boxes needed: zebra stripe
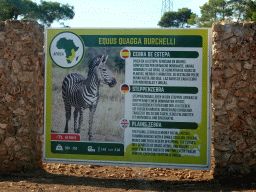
[62,55,117,141]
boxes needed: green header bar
[130,86,198,94]
[130,51,199,58]
[130,121,198,129]
[80,35,202,47]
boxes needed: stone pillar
[0,20,44,172]
[212,21,256,177]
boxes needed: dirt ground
[0,155,256,192]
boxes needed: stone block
[230,153,243,163]
[214,110,227,116]
[21,32,34,41]
[245,115,253,126]
[248,100,255,106]
[0,129,5,142]
[214,144,232,151]
[17,127,29,135]
[19,156,32,162]
[13,108,26,116]
[0,32,6,42]
[6,126,16,136]
[212,50,232,61]
[238,102,247,109]
[235,139,247,153]
[213,99,225,109]
[14,144,21,152]
[15,41,22,52]
[18,72,34,83]
[2,94,17,103]
[214,41,222,49]
[4,137,16,147]
[223,32,234,40]
[12,60,20,74]
[213,32,221,41]
[238,97,248,102]
[235,90,243,96]
[0,74,9,84]
[235,61,242,71]
[219,89,229,99]
[215,152,232,167]
[225,97,237,111]
[225,68,236,77]
[244,62,253,69]
[0,123,8,129]
[227,112,238,122]
[230,130,243,140]
[243,23,252,28]
[239,70,248,80]
[235,81,249,89]
[248,158,256,166]
[225,76,237,88]
[0,144,7,155]
[230,37,237,44]
[245,91,254,99]
[213,23,224,32]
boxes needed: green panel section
[80,35,202,47]
[129,121,198,129]
[51,141,124,156]
[130,51,199,58]
[130,86,198,94]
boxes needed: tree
[243,0,256,21]
[0,0,74,27]
[229,0,247,21]
[198,0,233,27]
[158,8,196,28]
[0,0,34,20]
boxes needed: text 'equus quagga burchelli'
[62,55,117,141]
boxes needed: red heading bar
[51,133,81,141]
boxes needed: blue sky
[33,0,209,28]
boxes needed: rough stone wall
[0,20,44,172]
[212,21,256,177]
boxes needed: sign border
[43,28,212,170]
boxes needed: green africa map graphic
[56,38,79,64]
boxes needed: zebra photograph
[51,48,125,142]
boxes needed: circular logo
[120,49,130,59]
[50,32,84,68]
[119,118,129,129]
[120,84,129,94]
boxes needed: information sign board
[43,28,212,170]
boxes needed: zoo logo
[49,32,85,69]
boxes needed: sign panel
[44,28,212,170]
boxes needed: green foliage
[198,0,233,27]
[0,0,74,27]
[196,0,256,26]
[229,0,247,21]
[158,8,196,28]
[0,0,34,20]
[243,0,256,21]
[114,56,125,72]
[187,14,197,25]
[27,1,74,27]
